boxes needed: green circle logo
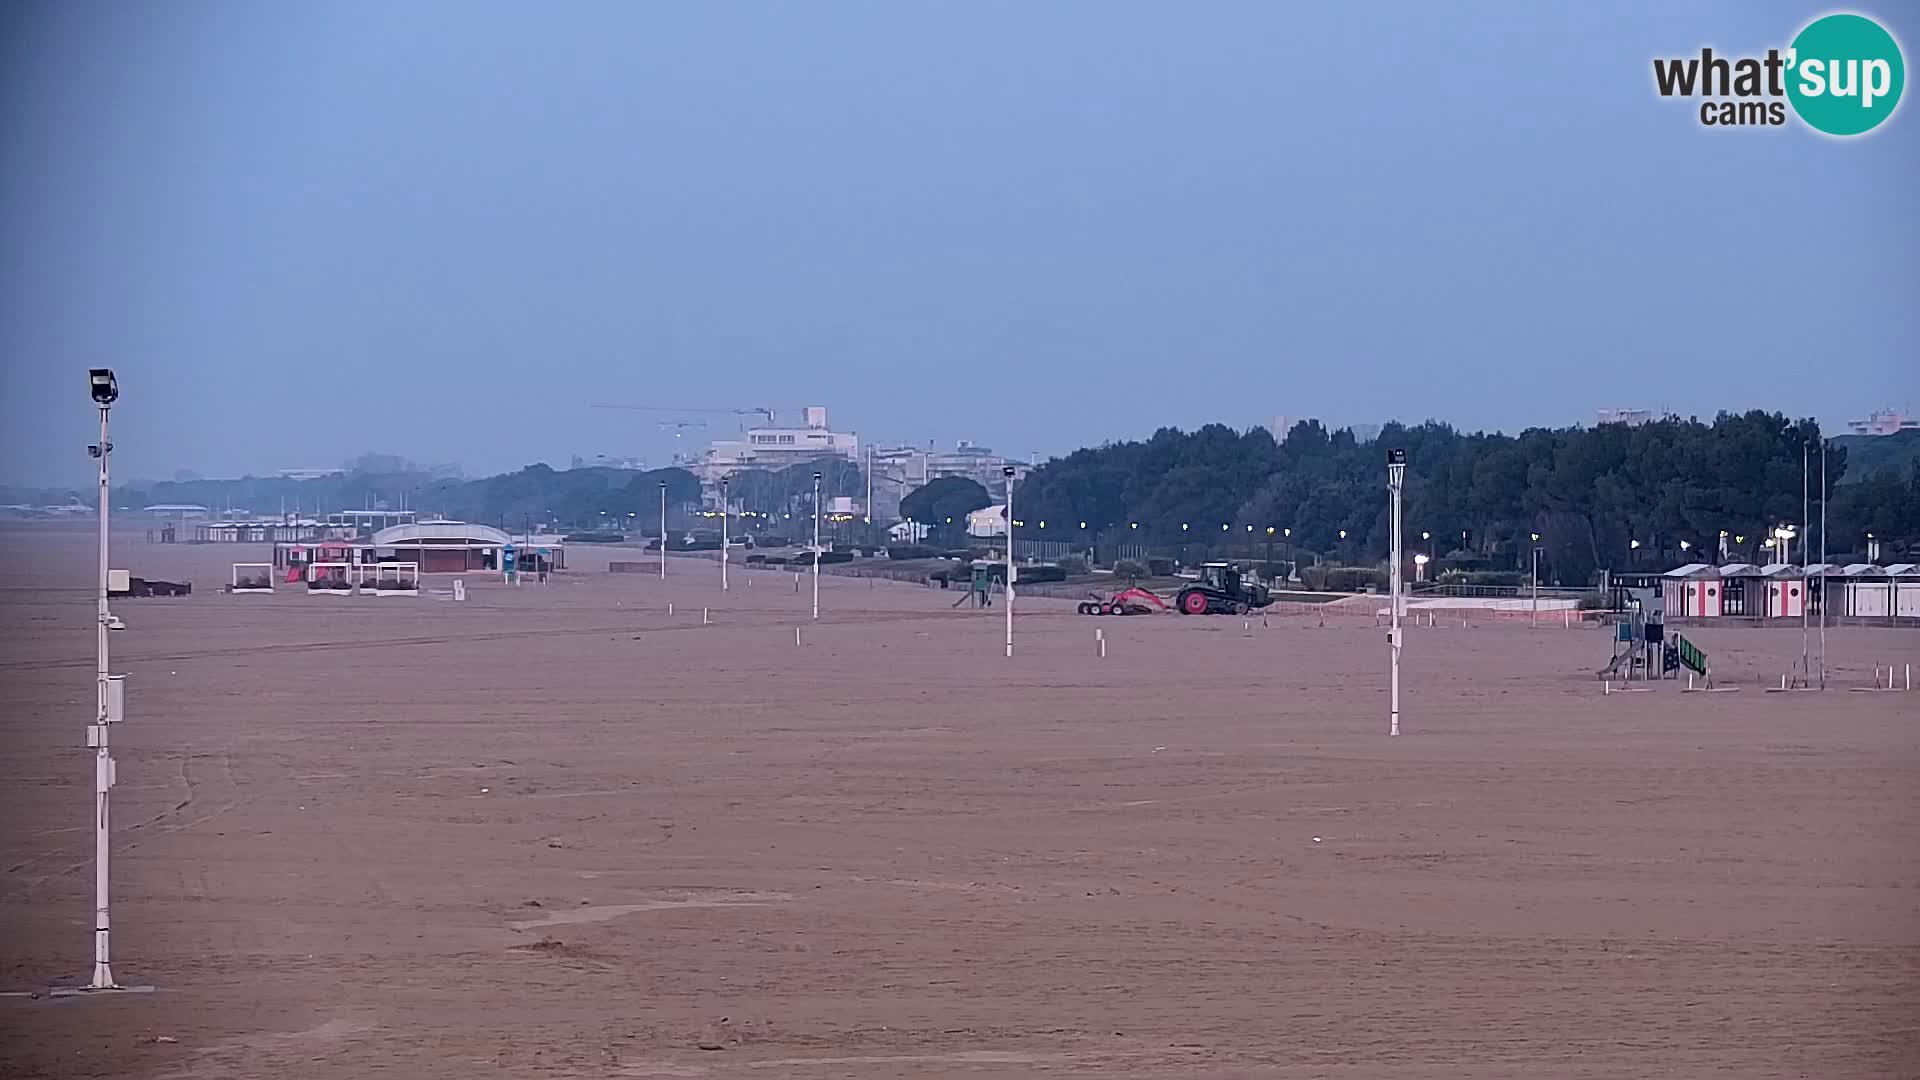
[1786,14,1905,136]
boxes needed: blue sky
[2,1,1914,485]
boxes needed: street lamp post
[1530,533,1542,627]
[1387,449,1406,737]
[1004,466,1016,658]
[811,471,821,620]
[659,482,668,581]
[720,476,730,592]
[86,369,123,990]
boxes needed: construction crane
[593,403,787,426]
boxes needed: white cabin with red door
[1662,563,1722,617]
[1759,564,1807,618]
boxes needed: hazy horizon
[4,2,1915,487]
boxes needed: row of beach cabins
[1654,562,1920,620]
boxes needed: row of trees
[1010,412,1920,586]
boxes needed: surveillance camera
[1385,448,1406,465]
[1002,465,1016,477]
[89,368,118,405]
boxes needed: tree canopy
[1012,412,1918,583]
[900,476,991,543]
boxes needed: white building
[1847,409,1920,436]
[698,407,857,479]
[968,503,1007,538]
[868,441,1028,523]
[1596,408,1654,427]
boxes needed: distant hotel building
[1596,408,1654,427]
[1847,409,1920,436]
[696,407,859,480]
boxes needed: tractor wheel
[1107,603,1126,616]
[1076,602,1091,615]
[1179,590,1210,615]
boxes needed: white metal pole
[811,472,821,621]
[720,479,729,592]
[1387,451,1405,737]
[91,403,117,989]
[1005,467,1015,659]
[1530,547,1539,627]
[1819,440,1828,689]
[1801,443,1809,681]
[659,483,667,581]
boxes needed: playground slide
[1596,652,1628,678]
[1673,634,1708,676]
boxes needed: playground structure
[1597,591,1712,688]
[230,563,274,593]
[1077,586,1172,616]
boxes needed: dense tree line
[1012,412,1920,586]
[117,464,704,532]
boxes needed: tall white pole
[1387,450,1405,737]
[811,471,821,621]
[91,401,118,989]
[659,482,668,581]
[720,478,730,592]
[1004,466,1015,659]
[1819,439,1828,689]
[1801,443,1809,680]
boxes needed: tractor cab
[1199,562,1239,592]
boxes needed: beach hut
[1662,563,1721,617]
[1759,563,1808,619]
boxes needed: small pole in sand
[794,626,802,647]
[668,602,674,616]
[702,607,710,625]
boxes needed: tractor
[1175,562,1271,615]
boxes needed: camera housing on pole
[1386,448,1406,737]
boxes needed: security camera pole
[1004,465,1016,658]
[86,369,123,989]
[658,481,668,581]
[1386,448,1406,737]
[811,470,822,620]
[720,475,730,592]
